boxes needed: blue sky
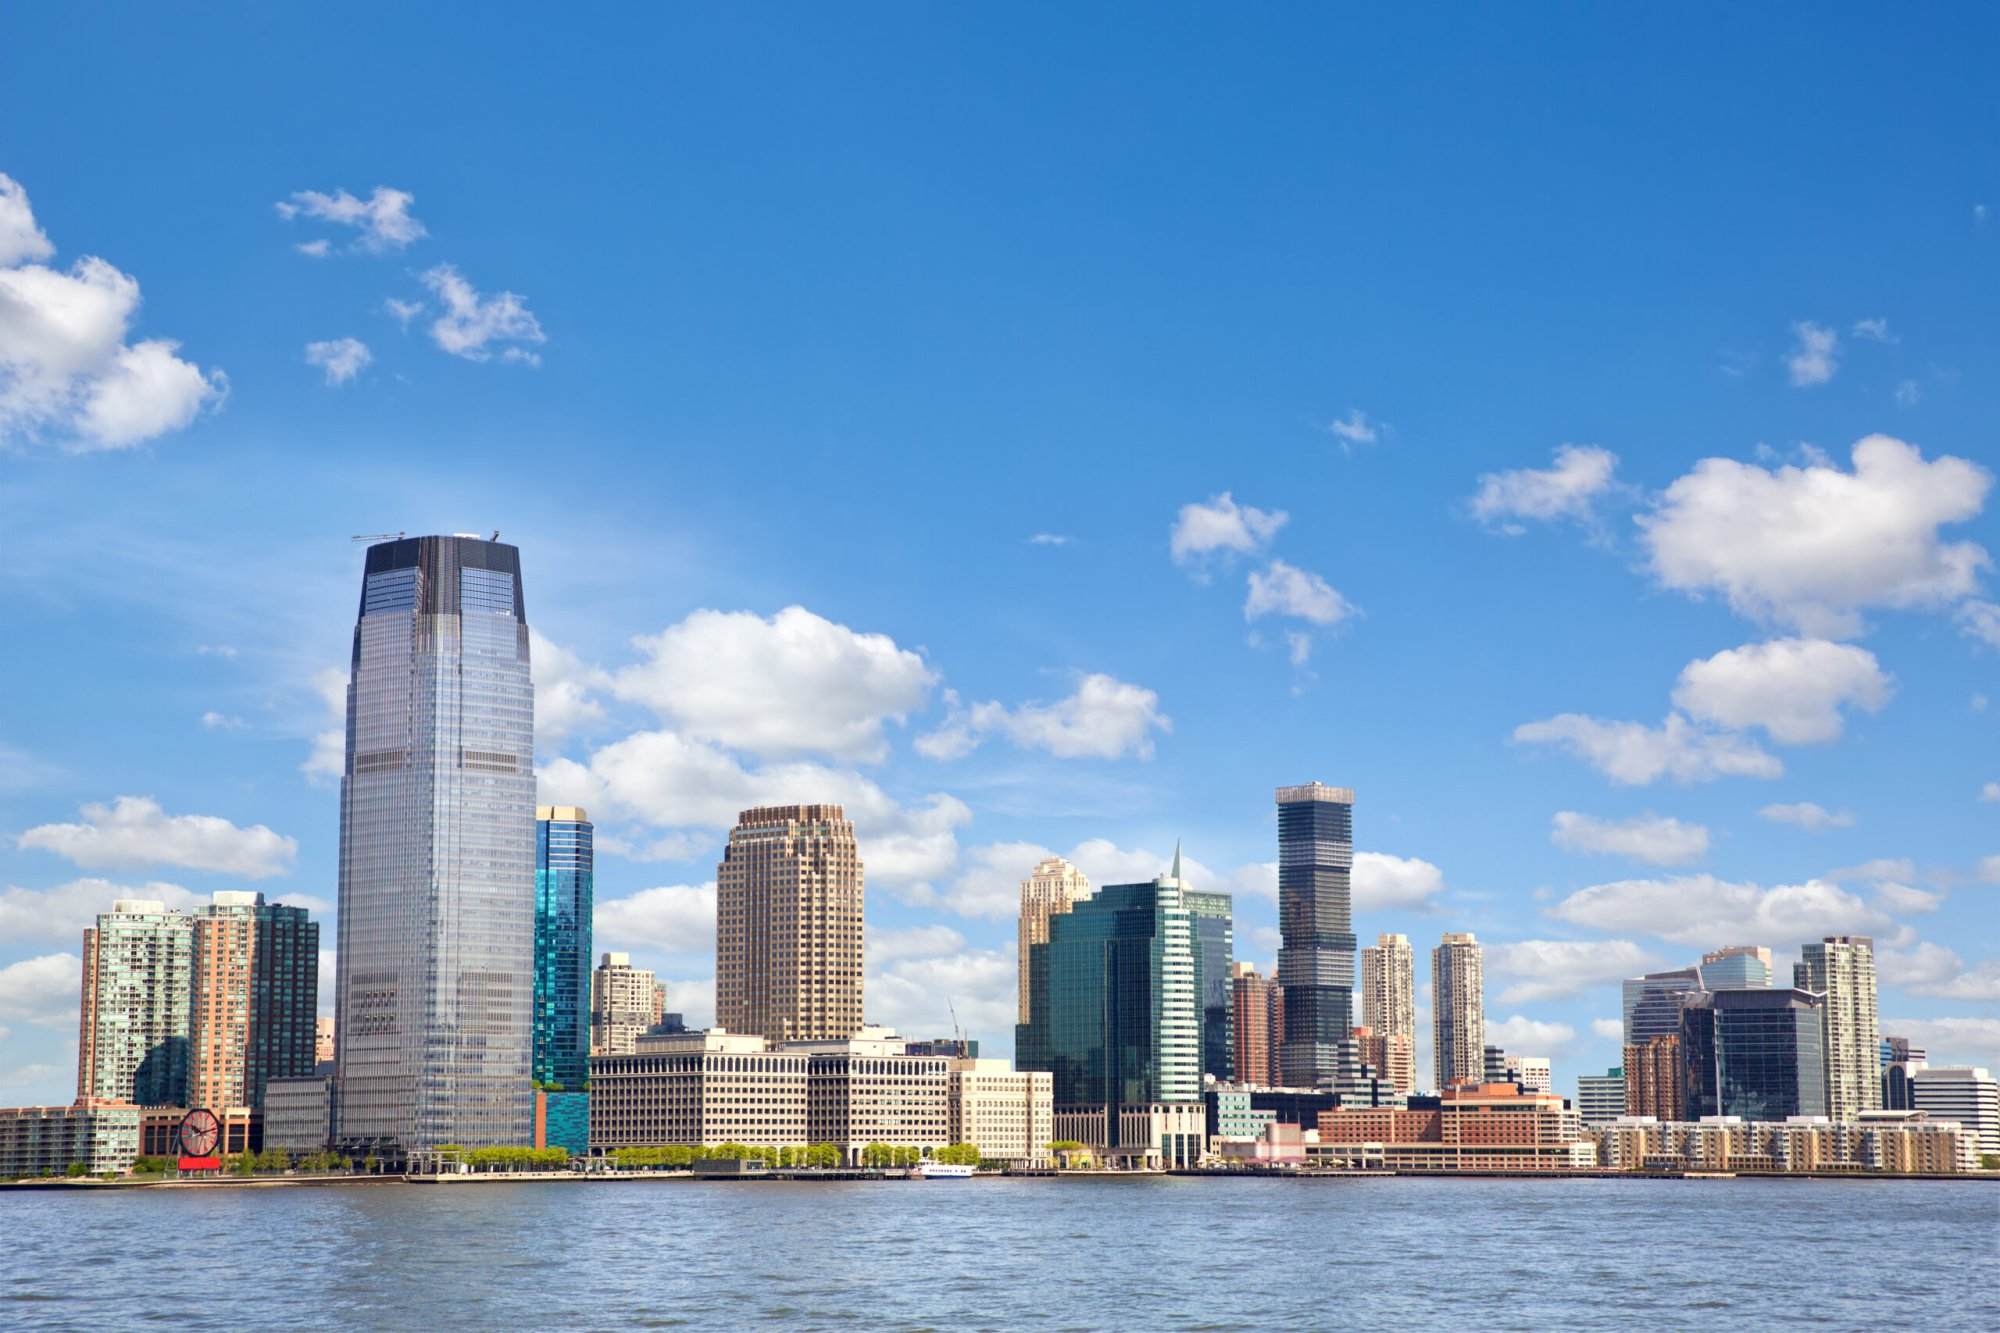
[2,5,1996,1104]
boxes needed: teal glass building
[1016,856,1199,1122]
[1681,988,1828,1120]
[1186,890,1235,1083]
[535,807,594,1090]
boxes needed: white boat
[911,1161,975,1179]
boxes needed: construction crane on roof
[350,532,405,543]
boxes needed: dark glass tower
[534,806,594,1090]
[1186,889,1235,1083]
[1276,782,1356,1089]
[1681,988,1828,1120]
[333,535,536,1154]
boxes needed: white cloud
[304,337,371,386]
[1850,317,1894,343]
[0,954,81,1029]
[1470,445,1619,533]
[1829,857,1915,885]
[1981,855,2000,885]
[1,173,226,451]
[613,606,934,761]
[17,796,296,878]
[384,297,424,328]
[1759,802,1855,831]
[1326,408,1382,449]
[1786,320,1838,386]
[659,978,715,1029]
[1877,944,2000,1002]
[1550,812,1709,866]
[593,830,710,864]
[593,883,715,958]
[275,186,426,253]
[529,628,608,748]
[1960,600,2000,650]
[294,239,331,259]
[418,264,546,363]
[1636,436,1992,637]
[866,946,1015,1050]
[867,922,968,965]
[300,666,347,785]
[1873,882,1942,914]
[1981,783,2000,804]
[1488,939,1663,1004]
[1881,1016,2000,1069]
[933,841,1056,920]
[1672,638,1892,744]
[1169,492,1287,566]
[1590,1017,1624,1041]
[916,676,1170,762]
[1353,851,1445,911]
[1547,873,1891,948]
[0,877,201,945]
[1486,1015,1578,1055]
[200,711,246,732]
[1244,559,1356,626]
[1894,379,1921,407]
[1027,533,1071,546]
[1512,712,1781,785]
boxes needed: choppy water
[5,1176,1996,1330]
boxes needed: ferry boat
[911,1161,975,1179]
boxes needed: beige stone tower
[1017,855,1093,1024]
[1361,932,1417,1093]
[716,804,865,1044]
[1432,931,1485,1091]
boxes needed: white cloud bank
[17,796,296,879]
[1759,802,1855,831]
[1170,492,1286,566]
[1672,638,1891,744]
[1470,445,1619,533]
[1550,812,1709,866]
[917,675,1170,762]
[1547,873,1890,948]
[275,186,426,253]
[1513,712,1780,785]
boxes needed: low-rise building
[1911,1066,1998,1157]
[534,1090,589,1156]
[590,1029,809,1151]
[138,1105,257,1157]
[795,1027,950,1165]
[0,1104,141,1177]
[1577,1068,1625,1125]
[262,1076,331,1153]
[947,1058,1051,1165]
[1314,1084,1595,1172]
[1589,1113,1974,1174]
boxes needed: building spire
[1171,838,1183,882]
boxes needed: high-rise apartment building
[1351,1025,1414,1097]
[1700,945,1773,990]
[315,1017,335,1068]
[1624,1034,1685,1120]
[534,805,594,1089]
[1432,932,1485,1089]
[77,899,195,1106]
[1187,887,1236,1083]
[1622,967,1703,1045]
[1681,988,1828,1121]
[1016,861,1202,1166]
[1361,934,1415,1036]
[591,952,659,1056]
[1798,936,1881,1122]
[333,535,536,1154]
[1911,1066,1999,1156]
[1505,1054,1553,1095]
[1230,962,1283,1087]
[1017,856,1091,1024]
[1576,1068,1625,1124]
[188,892,318,1112]
[715,804,864,1044]
[1276,782,1356,1090]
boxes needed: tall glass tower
[333,535,536,1154]
[1276,782,1356,1089]
[1185,887,1235,1083]
[534,806,593,1090]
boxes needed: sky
[2,5,1996,1106]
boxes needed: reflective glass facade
[534,808,593,1090]
[334,536,536,1153]
[1016,873,1199,1134]
[1681,988,1828,1121]
[1276,783,1355,1090]
[1187,890,1235,1083]
[1622,967,1702,1045]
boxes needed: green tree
[66,1160,88,1178]
[934,1143,981,1166]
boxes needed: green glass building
[1186,890,1235,1083]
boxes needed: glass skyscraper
[534,806,594,1090]
[333,535,536,1154]
[1277,782,1355,1090]
[1186,887,1235,1083]
[1681,988,1828,1121]
[1622,966,1703,1045]
[1699,945,1773,990]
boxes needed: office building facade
[1576,1068,1625,1124]
[1911,1066,1998,1156]
[1797,936,1881,1122]
[1432,932,1485,1089]
[716,804,864,1044]
[1187,888,1235,1082]
[1682,988,1828,1121]
[334,535,537,1153]
[590,1029,810,1150]
[262,1075,333,1153]
[948,1059,1053,1165]
[77,900,195,1107]
[188,892,318,1113]
[1276,783,1356,1090]
[1624,1035,1684,1121]
[1700,945,1773,990]
[1230,962,1282,1088]
[534,805,594,1089]
[1622,967,1702,1046]
[1017,856,1091,1024]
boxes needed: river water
[6,1176,1996,1329]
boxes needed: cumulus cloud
[613,607,934,762]
[1352,852,1445,911]
[17,796,296,879]
[1876,943,2000,1001]
[1672,638,1892,744]
[1881,1016,2000,1069]
[1785,320,1838,386]
[1981,855,2000,885]
[304,337,371,386]
[384,297,424,328]
[1982,783,2000,804]
[1960,600,2000,650]
[1486,1014,1578,1054]
[0,877,199,944]
[867,922,968,965]
[1636,436,1992,637]
[1170,493,1287,567]
[0,953,82,1029]
[1512,713,1781,785]
[529,629,609,748]
[1850,317,1894,343]
[1326,408,1383,449]
[275,186,426,253]
[1547,873,1891,948]
[1550,812,1709,866]
[916,675,1170,762]
[1244,560,1356,626]
[1872,882,1942,914]
[300,666,347,785]
[1759,802,1855,831]
[419,264,546,364]
[930,841,1060,920]
[1470,445,1620,533]
[867,945,1016,1051]
[200,711,246,732]
[1027,533,1071,547]
[1,175,226,451]
[1487,939,1663,1004]
[1590,1017,1624,1041]
[593,883,715,958]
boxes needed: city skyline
[5,7,2000,1112]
